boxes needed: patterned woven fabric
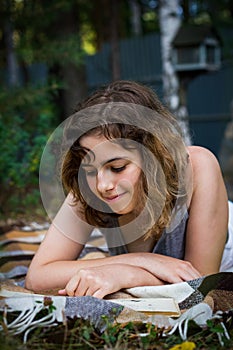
[180,272,233,310]
[1,228,233,342]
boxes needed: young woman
[25,80,232,298]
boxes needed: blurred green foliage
[0,0,86,221]
[0,83,60,220]
[1,0,233,221]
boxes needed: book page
[109,298,181,317]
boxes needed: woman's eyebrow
[81,157,127,168]
[104,157,127,165]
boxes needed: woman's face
[79,134,142,215]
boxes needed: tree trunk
[110,0,121,81]
[53,4,87,119]
[159,0,191,145]
[60,63,87,118]
[128,0,142,36]
[4,20,19,87]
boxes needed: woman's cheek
[129,167,142,185]
[86,177,96,193]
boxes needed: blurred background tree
[0,0,232,222]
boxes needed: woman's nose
[96,170,115,193]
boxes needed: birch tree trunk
[159,0,191,145]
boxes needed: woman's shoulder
[187,145,218,162]
[187,146,220,172]
[186,146,225,206]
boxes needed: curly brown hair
[61,80,189,239]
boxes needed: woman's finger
[84,286,100,297]
[58,288,67,295]
[92,288,108,299]
[64,274,82,296]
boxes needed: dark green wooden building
[85,30,233,158]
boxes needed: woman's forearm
[106,252,202,282]
[25,254,162,292]
[25,252,153,291]
[25,251,200,292]
[25,258,110,291]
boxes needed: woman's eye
[111,165,126,173]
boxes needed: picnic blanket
[1,228,233,343]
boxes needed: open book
[0,287,180,317]
[109,298,181,317]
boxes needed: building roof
[173,24,220,47]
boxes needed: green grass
[1,313,233,350]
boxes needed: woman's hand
[58,263,163,298]
[136,253,202,283]
[59,264,124,298]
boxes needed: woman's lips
[103,192,126,202]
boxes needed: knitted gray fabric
[64,296,123,332]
